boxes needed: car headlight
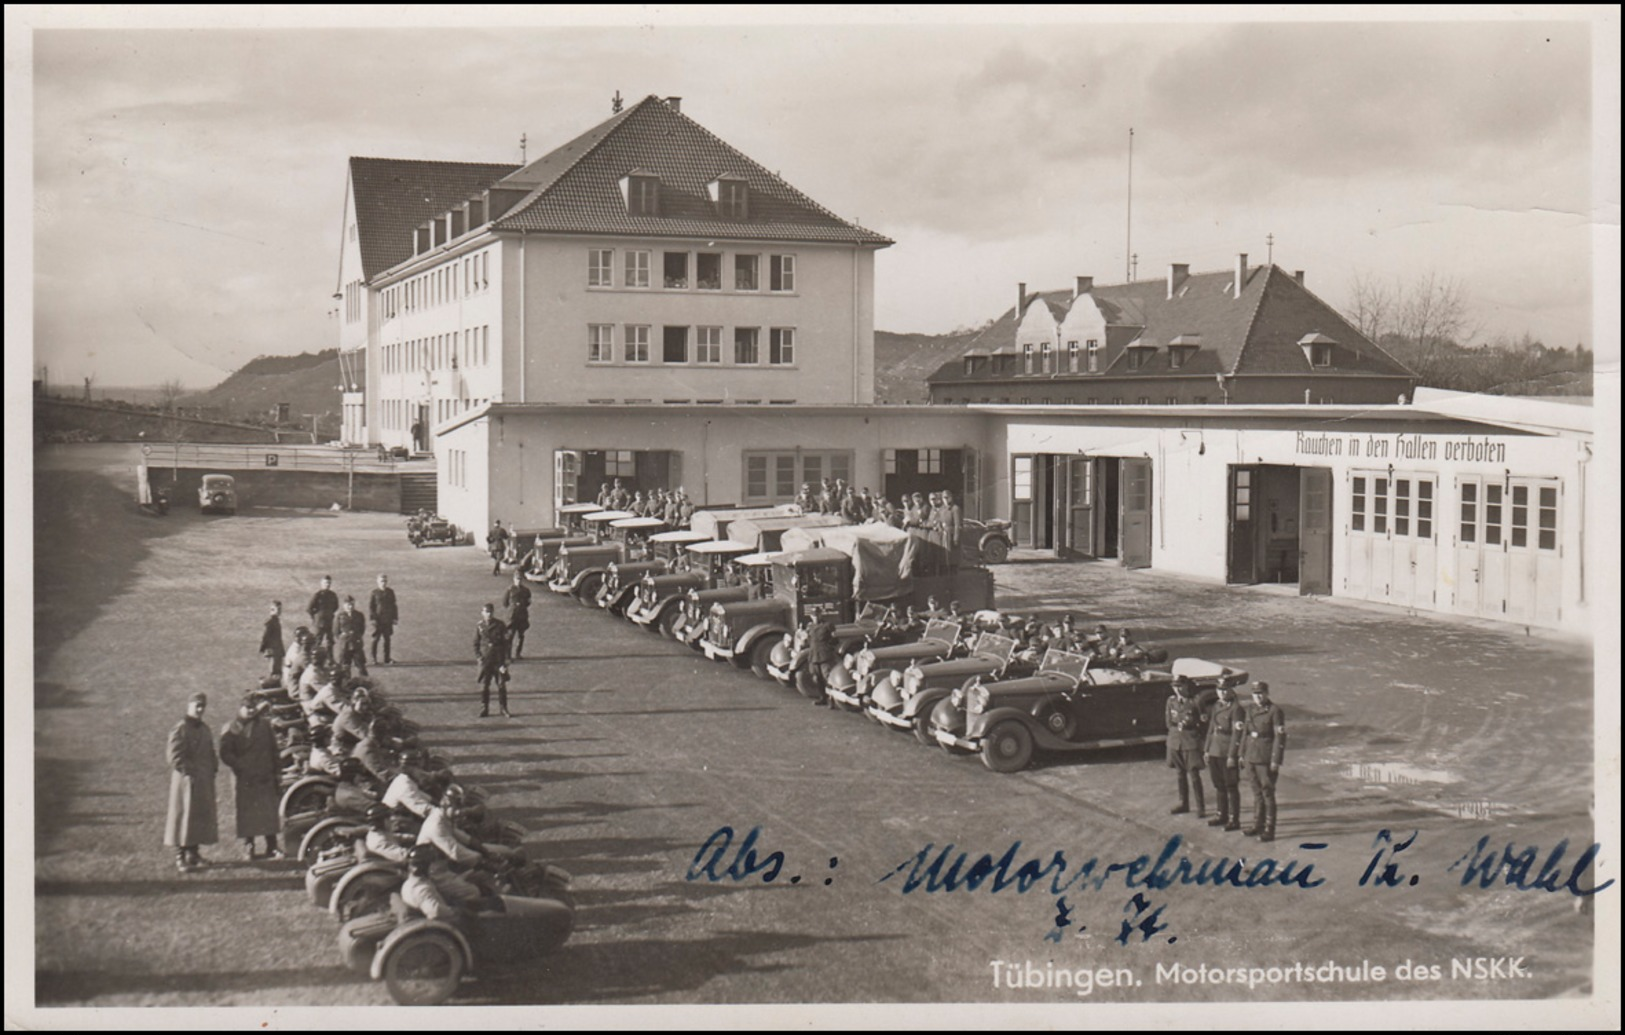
[950,686,965,707]
[969,685,990,714]
[902,665,923,697]
[856,649,875,678]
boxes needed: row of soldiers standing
[594,480,696,527]
[1165,676,1286,842]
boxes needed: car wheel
[383,931,465,1006]
[658,609,682,639]
[981,537,1011,565]
[573,573,604,605]
[335,870,400,922]
[981,720,1035,773]
[912,712,935,746]
[749,639,777,681]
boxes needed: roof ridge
[350,156,520,168]
[1229,264,1275,376]
[494,98,651,227]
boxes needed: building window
[769,254,796,292]
[696,253,722,290]
[624,324,650,363]
[718,180,748,219]
[625,250,650,288]
[1022,344,1034,375]
[1169,347,1190,370]
[588,249,613,287]
[628,176,659,216]
[1194,395,1208,405]
[696,326,722,364]
[1311,343,1334,367]
[1234,469,1252,522]
[663,326,688,364]
[1086,340,1100,373]
[1067,341,1079,372]
[1040,342,1053,373]
[663,251,689,289]
[605,449,636,477]
[1128,349,1153,371]
[1538,485,1558,551]
[734,327,760,365]
[735,254,759,291]
[1483,483,1503,545]
[743,450,851,504]
[1459,481,1477,543]
[1111,397,1123,405]
[769,327,795,365]
[1137,396,1151,405]
[919,449,943,475]
[1166,396,1178,405]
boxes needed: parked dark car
[198,473,237,515]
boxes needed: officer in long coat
[165,692,218,872]
[307,575,339,652]
[260,601,284,680]
[1203,676,1244,831]
[368,574,399,665]
[1231,681,1287,842]
[503,571,533,659]
[941,490,964,569]
[333,596,368,676]
[474,603,511,718]
[486,520,511,576]
[219,695,283,859]
[1164,675,1206,817]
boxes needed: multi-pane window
[1128,349,1152,371]
[743,450,851,503]
[1459,481,1477,543]
[588,324,614,364]
[663,326,688,364]
[588,249,613,287]
[1022,344,1034,375]
[605,450,636,477]
[1040,342,1053,373]
[696,253,722,290]
[1234,468,1252,522]
[919,449,943,474]
[663,252,688,289]
[1086,340,1101,373]
[769,328,795,365]
[1067,341,1079,372]
[695,326,722,364]
[1373,477,1389,534]
[1417,481,1434,538]
[1484,483,1503,545]
[1537,485,1558,551]
[625,250,651,288]
[628,177,659,216]
[769,254,795,292]
[734,327,760,365]
[624,324,650,363]
[735,254,759,291]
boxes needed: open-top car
[627,538,754,633]
[960,518,1014,564]
[198,473,237,515]
[931,655,1247,773]
[866,631,1022,742]
[408,515,464,548]
[826,619,964,711]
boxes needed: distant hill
[874,329,984,403]
[182,349,357,424]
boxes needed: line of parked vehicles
[502,502,1244,774]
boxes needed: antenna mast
[1125,127,1134,282]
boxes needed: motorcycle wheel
[383,931,465,1006]
[334,870,400,922]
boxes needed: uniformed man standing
[260,600,284,680]
[941,490,964,569]
[1204,675,1244,831]
[368,574,399,665]
[806,613,839,707]
[1231,681,1286,842]
[164,692,218,873]
[486,520,510,576]
[474,603,511,718]
[333,595,368,676]
[503,571,533,660]
[1164,675,1206,817]
[306,575,339,652]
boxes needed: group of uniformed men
[1166,676,1286,841]
[262,574,400,680]
[594,480,697,528]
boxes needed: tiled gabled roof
[492,95,892,246]
[929,265,1415,383]
[349,157,520,281]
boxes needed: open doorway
[1227,464,1332,594]
[1013,453,1142,563]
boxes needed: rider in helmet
[362,803,412,863]
[400,844,465,922]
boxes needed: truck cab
[629,539,754,631]
[700,548,853,677]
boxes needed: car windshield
[971,632,1017,662]
[922,620,963,645]
[1038,649,1090,681]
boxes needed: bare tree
[1393,273,1479,383]
[1347,271,1394,342]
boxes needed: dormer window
[622,171,661,216]
[1299,332,1337,368]
[710,175,749,219]
[1125,343,1157,371]
[1168,334,1201,370]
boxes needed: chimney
[1017,282,1028,317]
[1075,275,1093,298]
[1167,263,1189,300]
[1234,253,1249,299]
[665,96,682,114]
[1293,269,1305,286]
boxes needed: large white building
[334,94,891,451]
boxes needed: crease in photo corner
[6,4,1621,1031]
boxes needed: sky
[16,8,1616,388]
